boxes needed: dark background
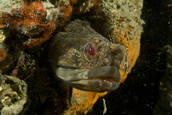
[88,0,168,115]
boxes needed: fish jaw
[56,66,121,92]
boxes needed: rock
[0,74,27,115]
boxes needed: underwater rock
[0,0,72,48]
[0,74,27,115]
[0,0,21,14]
[11,51,37,79]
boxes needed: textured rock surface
[0,74,27,115]
[0,0,21,14]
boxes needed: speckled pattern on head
[50,19,130,92]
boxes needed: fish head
[49,20,129,92]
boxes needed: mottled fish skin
[49,19,129,92]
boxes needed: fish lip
[71,79,120,92]
[55,65,121,92]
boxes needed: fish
[49,19,129,92]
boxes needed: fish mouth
[56,66,121,92]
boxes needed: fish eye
[85,43,96,56]
[83,43,97,62]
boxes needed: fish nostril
[110,45,126,68]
